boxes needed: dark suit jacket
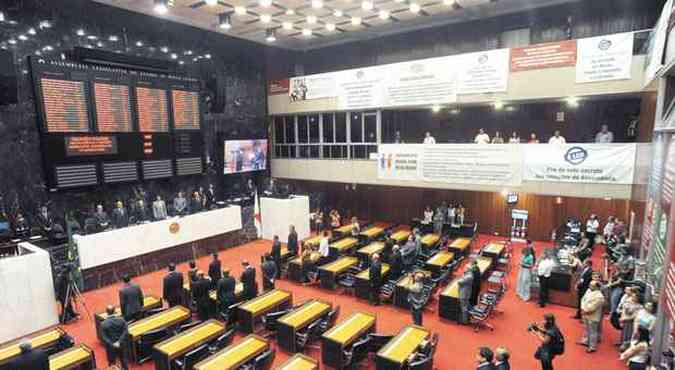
[241,267,258,299]
[217,276,236,308]
[192,278,211,305]
[119,282,143,319]
[389,252,402,279]
[163,271,183,304]
[477,362,496,370]
[577,266,593,292]
[369,260,382,287]
[262,260,277,281]
[100,315,129,361]
[6,348,49,370]
[287,231,298,256]
[208,260,222,283]
[111,208,128,228]
[271,240,282,262]
[495,360,510,370]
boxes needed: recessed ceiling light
[351,17,361,25]
[260,14,272,23]
[302,28,312,36]
[179,60,184,65]
[234,6,247,15]
[87,35,98,40]
[160,46,169,53]
[282,21,293,30]
[170,53,178,59]
[259,0,272,6]
[8,39,16,44]
[136,41,143,47]
[154,0,169,14]
[379,10,389,19]
[18,34,27,41]
[361,1,373,10]
[185,50,193,55]
[205,0,218,4]
[409,3,421,13]
[39,20,52,29]
[28,28,36,35]
[286,9,295,15]
[325,23,336,31]
[76,29,85,36]
[307,15,317,24]
[43,45,53,51]
[334,9,343,17]
[311,0,323,8]
[108,35,119,41]
[0,12,4,22]
[205,54,211,59]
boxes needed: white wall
[0,243,59,344]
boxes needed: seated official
[152,195,168,220]
[217,269,237,315]
[111,201,129,229]
[271,235,282,278]
[301,248,317,284]
[350,217,360,237]
[7,341,49,370]
[329,209,341,229]
[173,191,188,216]
[163,263,184,307]
[189,191,203,214]
[100,305,130,370]
[132,199,149,223]
[94,204,110,231]
[192,271,212,321]
[261,253,277,291]
[119,274,144,321]
[187,260,198,287]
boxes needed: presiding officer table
[276,299,332,352]
[322,312,376,369]
[354,263,390,300]
[194,334,269,370]
[0,327,66,367]
[127,306,191,362]
[237,289,293,333]
[319,256,359,289]
[274,353,318,370]
[152,319,226,370]
[49,344,95,370]
[376,325,430,370]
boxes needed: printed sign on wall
[576,32,634,83]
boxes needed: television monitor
[223,139,268,174]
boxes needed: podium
[260,195,310,241]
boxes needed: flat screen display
[41,78,90,133]
[94,82,132,132]
[223,139,267,174]
[136,86,169,132]
[172,90,200,130]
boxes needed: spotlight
[307,15,317,24]
[205,0,218,4]
[108,35,119,42]
[566,96,579,107]
[218,13,232,29]
[493,101,504,110]
[87,35,98,40]
[28,28,36,35]
[351,17,361,25]
[361,1,373,10]
[96,41,103,47]
[334,9,343,17]
[170,53,178,59]
[286,9,295,15]
[185,50,193,55]
[205,53,211,59]
[42,45,53,51]
[39,20,52,29]
[325,23,335,31]
[379,10,389,19]
[302,28,312,36]
[409,3,421,13]
[431,105,441,113]
[136,41,144,47]
[179,60,184,65]
[154,0,169,14]
[259,0,272,6]
[160,46,169,53]
[234,6,247,15]
[265,29,277,42]
[76,29,85,36]
[282,21,293,30]
[18,34,27,41]
[0,12,4,22]
[312,0,323,8]
[260,14,272,23]
[8,39,16,44]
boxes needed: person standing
[474,128,490,144]
[423,131,436,144]
[476,347,495,370]
[516,248,535,301]
[6,342,49,370]
[508,132,520,144]
[492,131,504,144]
[208,253,222,289]
[240,260,258,300]
[152,195,168,220]
[579,281,605,353]
[119,274,143,321]
[458,266,474,325]
[369,253,382,306]
[173,191,187,216]
[603,216,616,244]
[585,215,599,249]
[408,272,426,325]
[574,259,594,319]
[619,292,643,351]
[217,269,236,315]
[287,225,298,257]
[594,124,614,143]
[162,263,183,307]
[192,271,212,321]
[531,314,563,370]
[548,130,566,145]
[389,245,403,280]
[536,253,556,307]
[187,260,198,287]
[100,305,130,370]
[271,235,282,278]
[470,260,482,306]
[318,231,330,264]
[111,201,129,228]
[494,347,510,370]
[261,253,277,292]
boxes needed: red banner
[268,79,289,95]
[510,40,577,72]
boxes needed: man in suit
[579,281,605,353]
[94,204,110,231]
[152,195,168,220]
[162,263,183,307]
[389,245,403,280]
[261,253,277,291]
[241,260,258,300]
[192,271,212,321]
[217,269,237,315]
[119,274,143,321]
[5,342,49,370]
[208,253,222,290]
[476,347,495,370]
[574,259,594,319]
[458,266,474,325]
[369,253,383,306]
[100,305,130,370]
[287,225,298,257]
[470,260,481,306]
[271,235,282,278]
[111,201,129,228]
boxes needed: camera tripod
[60,275,91,324]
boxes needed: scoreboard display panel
[29,57,205,190]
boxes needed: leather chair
[208,328,235,353]
[407,354,433,370]
[175,320,201,335]
[343,336,371,369]
[367,333,394,354]
[137,328,170,363]
[172,343,210,370]
[319,306,340,334]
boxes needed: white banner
[378,144,522,186]
[383,57,458,106]
[576,32,634,83]
[457,48,510,94]
[643,0,672,88]
[336,66,387,110]
[289,73,337,101]
[523,144,637,184]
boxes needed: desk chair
[468,301,495,332]
[343,336,371,369]
[260,309,290,338]
[175,320,201,335]
[407,354,433,370]
[241,348,276,370]
[296,319,322,352]
[138,328,170,363]
[208,327,235,353]
[223,302,242,327]
[338,272,357,295]
[367,333,394,354]
[319,306,340,334]
[173,343,210,370]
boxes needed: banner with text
[377,144,522,186]
[523,144,637,184]
[289,73,337,101]
[457,49,510,94]
[510,40,577,72]
[576,32,634,83]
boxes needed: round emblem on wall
[169,222,180,234]
[564,146,588,165]
[598,39,612,51]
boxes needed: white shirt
[604,222,615,236]
[423,136,436,144]
[537,258,556,277]
[474,133,490,144]
[548,136,566,145]
[586,219,599,233]
[319,237,330,257]
[595,131,614,143]
[509,137,520,143]
[423,210,433,224]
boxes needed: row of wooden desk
[0,327,96,370]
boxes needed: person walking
[408,272,426,326]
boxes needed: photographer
[529,313,565,370]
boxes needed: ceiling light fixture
[96,41,104,47]
[351,17,361,25]
[160,46,169,53]
[108,35,119,41]
[0,12,4,22]
[205,0,218,5]
[136,41,144,47]
[379,10,389,19]
[39,20,51,29]
[325,23,336,31]
[282,21,293,30]
[259,0,272,6]
[76,29,85,36]
[8,39,16,44]
[234,6,247,15]
[409,3,421,13]
[361,1,373,10]
[260,14,272,23]
[153,0,169,14]
[302,28,312,36]
[28,28,36,35]
[307,15,317,24]
[87,35,98,40]
[566,96,579,107]
[170,53,178,59]
[218,13,232,29]
[312,0,323,8]
[334,9,343,17]
[18,34,27,41]
[493,100,504,110]
[265,28,277,42]
[286,9,295,15]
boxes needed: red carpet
[63,235,625,369]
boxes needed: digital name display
[94,82,132,132]
[65,136,118,156]
[136,86,169,132]
[172,90,200,130]
[41,78,90,133]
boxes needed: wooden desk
[194,335,269,370]
[127,306,191,362]
[425,251,454,274]
[448,238,472,257]
[357,241,386,264]
[0,327,66,366]
[420,233,440,248]
[394,270,432,308]
[482,242,506,260]
[318,256,359,289]
[438,278,461,321]
[322,312,376,368]
[334,224,355,237]
[275,353,318,370]
[152,320,226,370]
[376,325,430,370]
[476,256,494,278]
[208,283,244,303]
[237,289,292,333]
[360,225,385,240]
[49,344,94,370]
[329,237,359,257]
[287,252,320,282]
[95,295,162,341]
[276,300,332,352]
[390,230,411,244]
[303,235,322,248]
[354,264,390,300]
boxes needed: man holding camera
[529,313,564,370]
